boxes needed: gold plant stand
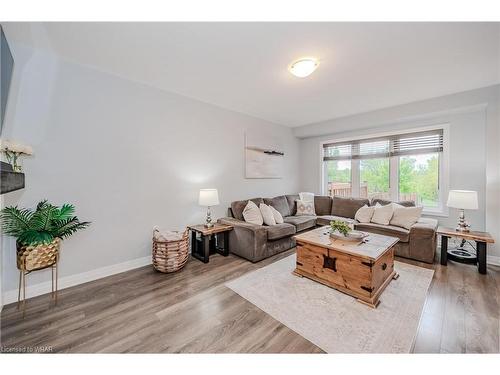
[16,238,61,317]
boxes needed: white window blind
[323,129,443,161]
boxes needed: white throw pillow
[269,205,284,224]
[296,199,315,216]
[355,205,375,223]
[390,204,423,229]
[243,200,263,225]
[299,192,315,203]
[371,203,394,225]
[259,203,276,226]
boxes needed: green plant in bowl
[330,220,351,237]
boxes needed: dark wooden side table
[187,223,233,263]
[437,226,495,275]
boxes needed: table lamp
[447,190,478,232]
[199,189,219,228]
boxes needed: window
[399,153,439,208]
[322,129,445,213]
[360,158,390,200]
[324,142,352,197]
[326,160,352,197]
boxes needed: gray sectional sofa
[218,194,438,264]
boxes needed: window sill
[422,209,448,218]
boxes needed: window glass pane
[359,158,390,199]
[326,160,351,197]
[399,153,439,207]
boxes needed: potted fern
[0,200,90,272]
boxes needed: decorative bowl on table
[329,229,368,242]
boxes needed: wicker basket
[17,238,61,271]
[152,229,189,273]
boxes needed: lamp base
[455,209,471,232]
[204,206,214,228]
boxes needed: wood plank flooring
[1,249,499,353]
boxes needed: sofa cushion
[371,203,394,225]
[243,201,264,225]
[259,203,276,226]
[264,195,291,217]
[270,205,284,224]
[299,192,315,202]
[314,196,332,216]
[390,204,423,229]
[331,196,370,219]
[355,222,410,242]
[266,223,296,240]
[231,198,264,221]
[296,200,316,215]
[285,194,300,216]
[371,198,415,207]
[355,205,375,223]
[284,215,316,232]
[316,215,356,227]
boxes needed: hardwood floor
[1,249,499,353]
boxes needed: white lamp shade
[199,189,219,206]
[447,190,478,210]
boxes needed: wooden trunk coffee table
[293,226,399,308]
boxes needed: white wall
[0,43,300,303]
[296,85,500,262]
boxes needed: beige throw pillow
[296,199,315,216]
[269,205,284,224]
[355,205,375,223]
[371,203,394,225]
[299,192,315,203]
[259,203,276,226]
[390,204,423,229]
[243,200,263,225]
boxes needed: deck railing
[327,182,418,202]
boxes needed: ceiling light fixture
[289,58,319,78]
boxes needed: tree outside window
[326,160,351,197]
[360,158,390,199]
[399,153,439,207]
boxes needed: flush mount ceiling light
[289,58,319,78]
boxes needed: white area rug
[226,254,434,353]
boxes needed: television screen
[1,25,14,133]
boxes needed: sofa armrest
[219,217,267,233]
[410,217,438,238]
[408,217,438,263]
[217,217,268,262]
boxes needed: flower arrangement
[330,220,352,237]
[0,139,33,172]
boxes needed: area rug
[225,254,434,353]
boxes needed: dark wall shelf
[1,161,25,194]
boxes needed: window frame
[319,124,450,217]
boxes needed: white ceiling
[4,22,500,127]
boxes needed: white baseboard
[2,255,152,305]
[487,255,500,266]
